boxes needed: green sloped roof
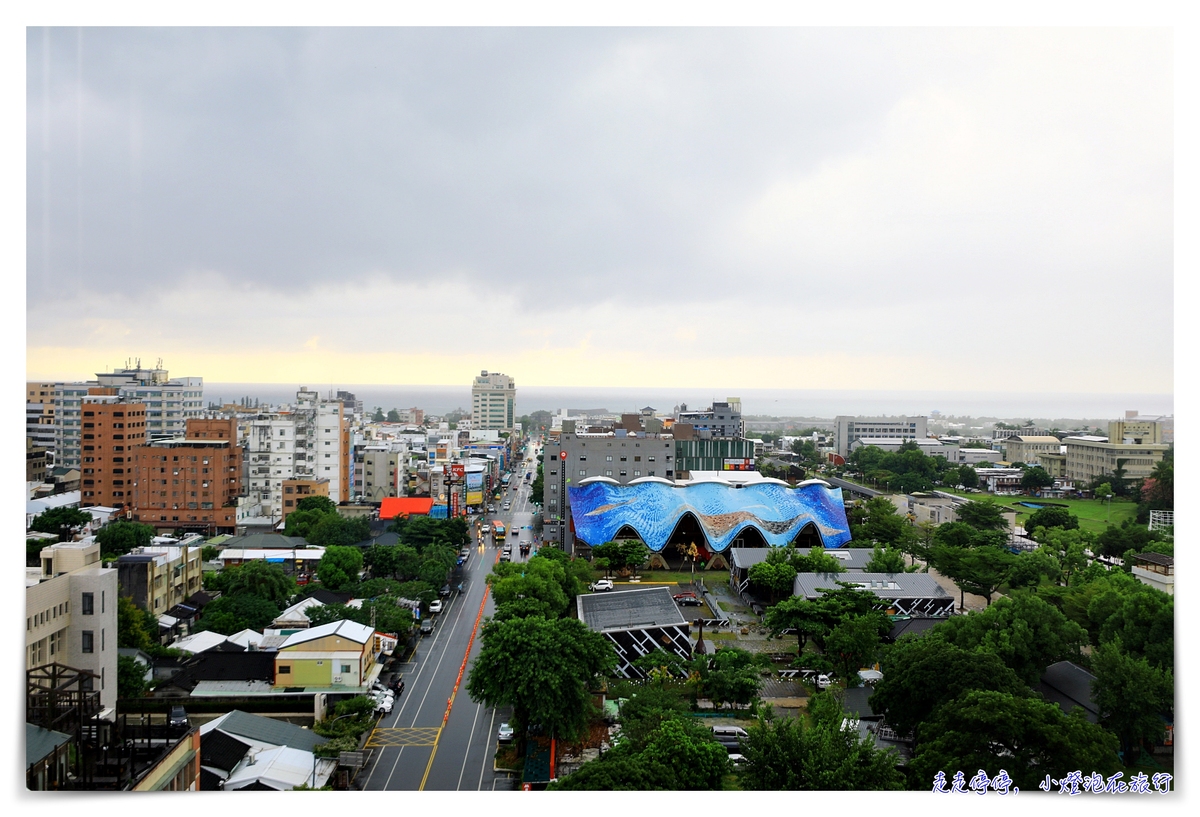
[26,723,71,768]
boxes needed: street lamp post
[1106,494,1113,523]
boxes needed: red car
[674,592,703,607]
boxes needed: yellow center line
[418,564,493,791]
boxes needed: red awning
[379,497,434,520]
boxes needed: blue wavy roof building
[567,478,852,552]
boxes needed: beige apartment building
[1063,436,1169,485]
[116,542,204,617]
[1003,436,1062,466]
[1108,419,1163,445]
[26,539,119,713]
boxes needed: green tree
[694,646,763,710]
[221,560,296,606]
[1025,505,1079,534]
[956,499,1008,531]
[790,546,846,574]
[1095,519,1164,559]
[194,593,280,634]
[1021,466,1055,491]
[1006,547,1063,589]
[1097,588,1173,672]
[957,465,979,490]
[27,537,50,567]
[935,593,1086,685]
[372,407,385,422]
[117,654,150,699]
[636,717,731,790]
[295,495,338,515]
[467,615,616,744]
[94,520,156,557]
[591,540,650,576]
[117,595,156,651]
[739,703,904,790]
[1090,641,1173,759]
[871,637,1027,738]
[29,506,92,536]
[909,690,1120,792]
[530,461,544,506]
[765,596,827,654]
[1093,482,1114,502]
[283,508,327,540]
[747,560,797,604]
[307,514,371,547]
[864,546,909,574]
[935,545,1017,607]
[200,544,220,562]
[825,613,887,681]
[850,497,910,547]
[488,557,571,619]
[316,545,364,591]
[386,408,401,422]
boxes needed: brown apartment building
[80,398,148,508]
[131,417,244,533]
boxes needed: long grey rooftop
[730,547,876,571]
[577,586,688,632]
[793,572,951,600]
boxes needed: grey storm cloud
[27,28,916,304]
[27,25,1172,373]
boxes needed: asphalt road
[360,451,539,791]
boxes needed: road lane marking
[419,574,493,791]
[367,727,441,748]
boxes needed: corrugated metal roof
[793,572,951,600]
[577,586,687,631]
[204,710,327,753]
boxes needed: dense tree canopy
[316,545,364,591]
[29,506,92,536]
[1025,505,1079,534]
[909,690,1120,791]
[871,636,1028,738]
[591,540,650,575]
[95,520,156,557]
[467,615,615,742]
[195,593,280,635]
[739,694,905,791]
[1090,641,1173,759]
[955,499,1008,531]
[934,593,1086,685]
[216,560,295,606]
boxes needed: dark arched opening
[790,521,824,550]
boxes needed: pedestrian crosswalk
[366,726,442,747]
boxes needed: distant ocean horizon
[204,383,1173,423]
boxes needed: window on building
[81,593,94,615]
[341,664,352,674]
[279,665,290,674]
[82,631,94,653]
[605,470,613,476]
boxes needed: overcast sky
[25,26,1173,394]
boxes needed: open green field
[937,490,1138,534]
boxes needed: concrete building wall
[541,432,676,553]
[26,562,119,713]
[471,370,516,431]
[1003,436,1063,466]
[131,420,243,532]
[1063,437,1169,484]
[835,415,928,458]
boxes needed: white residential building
[835,415,928,458]
[239,388,349,519]
[471,370,516,432]
[52,365,204,469]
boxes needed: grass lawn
[936,490,1138,535]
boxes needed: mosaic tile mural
[567,480,852,551]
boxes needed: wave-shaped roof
[568,481,852,552]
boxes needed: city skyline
[26,27,1173,394]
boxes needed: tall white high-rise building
[471,370,516,432]
[53,364,204,469]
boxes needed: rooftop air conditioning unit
[333,675,343,684]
